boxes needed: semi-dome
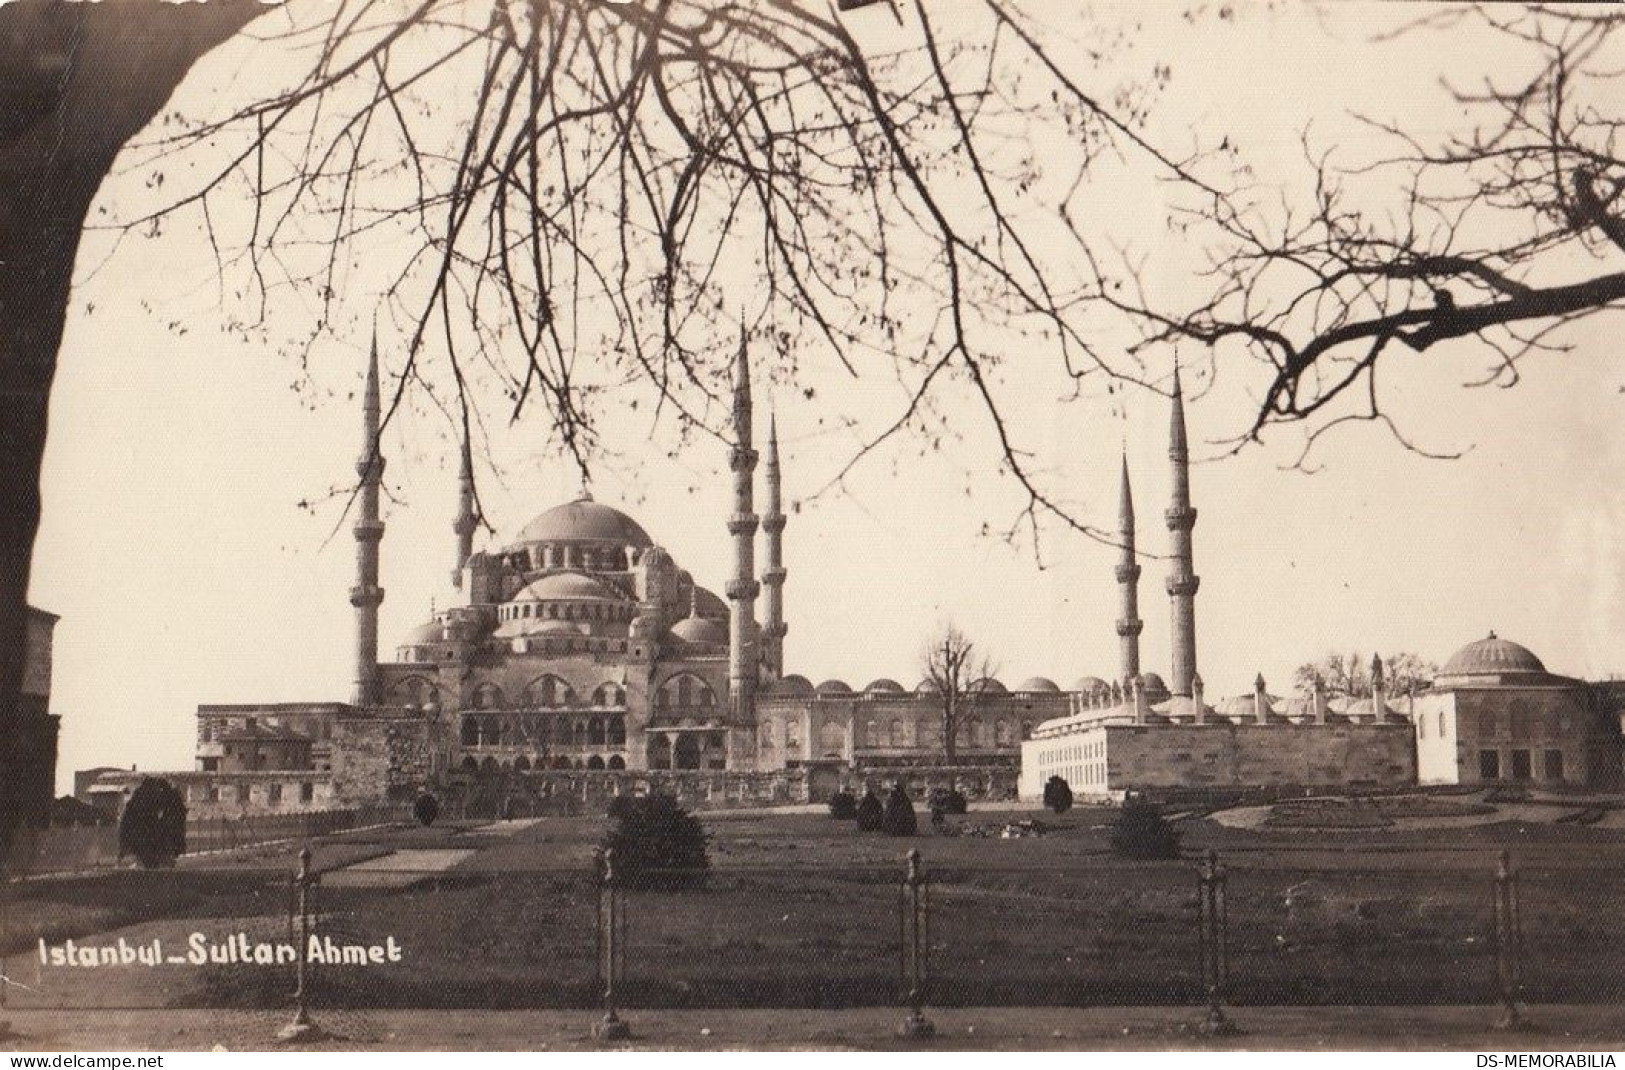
[768,674,814,696]
[510,498,652,549]
[1442,633,1547,678]
[815,679,853,695]
[511,571,627,603]
[1016,676,1060,693]
[401,619,444,646]
[669,616,727,645]
[863,678,905,693]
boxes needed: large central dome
[509,497,653,549]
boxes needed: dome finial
[689,584,702,619]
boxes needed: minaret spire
[760,411,788,681]
[726,329,761,721]
[350,335,386,706]
[1165,365,1200,697]
[451,432,476,588]
[1115,450,1142,686]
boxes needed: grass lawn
[9,806,1625,1011]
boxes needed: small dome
[815,679,853,695]
[768,674,814,696]
[968,677,1006,694]
[863,678,905,693]
[401,620,443,646]
[525,619,580,636]
[914,679,941,694]
[1016,677,1060,693]
[1140,672,1168,693]
[669,616,727,645]
[511,571,626,603]
[1072,676,1110,694]
[510,498,652,549]
[629,613,662,639]
[1442,633,1547,677]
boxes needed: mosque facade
[86,339,1625,816]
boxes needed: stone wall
[329,710,441,806]
[1022,722,1416,798]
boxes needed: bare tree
[0,0,1209,860]
[1293,651,1436,698]
[920,622,995,764]
[1093,5,1625,467]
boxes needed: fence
[0,819,1616,1042]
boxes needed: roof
[401,619,443,646]
[1072,676,1110,694]
[863,678,905,694]
[1016,677,1060,693]
[815,679,853,695]
[1441,633,1547,678]
[511,571,628,603]
[670,616,727,645]
[509,498,652,549]
[766,674,814,696]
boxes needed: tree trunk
[0,0,267,858]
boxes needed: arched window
[787,720,802,748]
[821,722,845,758]
[866,720,880,748]
[461,717,479,746]
[460,756,479,773]
[1021,720,1033,741]
[472,683,504,710]
[592,683,626,707]
[587,755,605,771]
[608,715,626,746]
[572,721,587,746]
[607,755,626,770]
[760,722,776,749]
[995,720,1012,746]
[659,673,715,711]
[514,756,531,772]
[524,674,575,709]
[890,719,905,747]
[588,717,606,746]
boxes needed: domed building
[1413,633,1620,788]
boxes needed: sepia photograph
[2,0,1625,1055]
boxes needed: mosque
[84,339,1625,817]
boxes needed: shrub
[929,787,968,815]
[881,785,918,837]
[1110,793,1182,860]
[118,778,186,868]
[855,791,884,832]
[413,792,440,827]
[827,790,858,819]
[599,793,709,889]
[1042,775,1074,814]
[606,794,635,821]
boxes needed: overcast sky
[30,2,1625,791]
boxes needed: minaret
[760,412,788,680]
[726,333,761,719]
[451,434,476,588]
[1165,366,1200,697]
[350,337,386,706]
[1114,451,1143,686]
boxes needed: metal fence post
[592,847,631,1042]
[277,845,324,1043]
[1493,849,1536,1032]
[1197,849,1241,1037]
[898,849,935,1039]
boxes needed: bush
[827,790,858,819]
[606,794,635,822]
[599,793,709,889]
[855,791,884,832]
[1042,775,1074,814]
[929,787,967,815]
[118,778,186,868]
[881,785,918,837]
[1110,793,1182,860]
[413,792,440,827]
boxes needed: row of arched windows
[655,673,715,711]
[460,754,627,773]
[465,678,628,710]
[498,601,634,624]
[460,714,626,747]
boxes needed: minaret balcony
[349,584,385,608]
[726,515,759,536]
[1165,576,1201,597]
[725,578,761,600]
[762,515,787,534]
[353,519,386,541]
[1164,506,1197,530]
[729,448,760,471]
[762,567,787,585]
[1114,563,1141,584]
[1116,619,1144,636]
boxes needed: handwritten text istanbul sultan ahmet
[38,934,404,968]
